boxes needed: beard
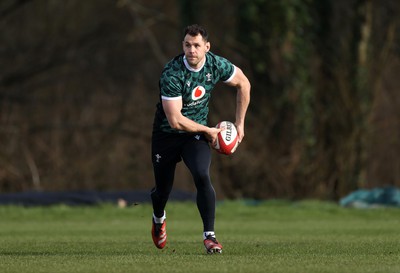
[186,56,198,65]
[185,55,205,69]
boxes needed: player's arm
[162,98,222,145]
[225,65,251,143]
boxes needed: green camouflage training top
[153,51,235,133]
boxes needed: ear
[205,41,211,52]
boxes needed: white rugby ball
[214,121,239,155]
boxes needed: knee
[192,169,211,187]
[192,166,208,178]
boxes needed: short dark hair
[183,24,209,41]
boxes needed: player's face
[183,34,210,69]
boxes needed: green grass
[0,200,399,273]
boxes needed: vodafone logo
[191,86,206,101]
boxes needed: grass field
[0,200,399,273]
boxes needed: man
[150,24,251,254]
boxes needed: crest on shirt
[191,86,206,101]
[206,73,212,81]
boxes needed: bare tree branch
[22,141,41,191]
[118,0,168,66]
[0,0,33,19]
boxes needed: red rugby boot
[151,219,167,249]
[203,235,223,254]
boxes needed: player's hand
[205,127,223,147]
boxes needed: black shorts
[151,130,210,165]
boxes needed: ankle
[203,231,215,240]
[153,211,166,224]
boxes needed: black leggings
[151,132,216,232]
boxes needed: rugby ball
[214,121,239,155]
